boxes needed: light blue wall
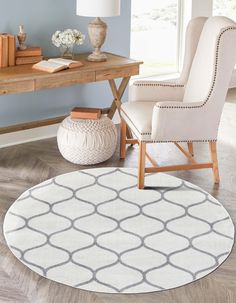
[0,0,131,127]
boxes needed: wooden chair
[120,16,236,189]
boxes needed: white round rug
[4,168,234,294]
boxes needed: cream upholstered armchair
[120,16,236,189]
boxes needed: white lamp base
[88,52,107,62]
[87,17,108,62]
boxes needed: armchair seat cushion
[121,101,155,141]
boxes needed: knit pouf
[57,116,117,165]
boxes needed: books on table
[0,35,8,67]
[16,47,42,57]
[8,35,16,66]
[0,34,43,68]
[0,34,16,68]
[32,58,83,73]
[16,47,43,65]
[16,56,43,65]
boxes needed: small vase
[17,25,27,50]
[60,44,74,59]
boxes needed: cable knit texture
[57,116,117,165]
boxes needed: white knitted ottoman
[57,116,117,165]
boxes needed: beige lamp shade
[76,0,120,17]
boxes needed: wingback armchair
[120,16,236,189]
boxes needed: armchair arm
[129,80,185,103]
[151,101,217,142]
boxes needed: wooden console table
[0,52,142,134]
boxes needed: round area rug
[4,168,234,294]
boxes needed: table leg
[108,77,132,138]
[107,77,130,119]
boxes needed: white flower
[52,30,62,47]
[52,29,85,48]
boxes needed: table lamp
[76,0,120,62]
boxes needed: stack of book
[16,47,43,65]
[0,33,16,68]
[70,107,102,120]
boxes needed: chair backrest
[183,17,236,105]
[178,17,207,84]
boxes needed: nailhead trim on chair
[154,26,236,110]
[134,82,184,88]
[142,139,217,143]
[121,108,217,142]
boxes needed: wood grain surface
[0,53,142,95]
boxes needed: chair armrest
[129,80,185,102]
[155,101,203,109]
[151,101,217,142]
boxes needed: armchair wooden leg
[138,142,146,189]
[187,142,194,156]
[120,118,127,160]
[209,142,220,184]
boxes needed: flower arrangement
[52,29,85,58]
[52,29,85,47]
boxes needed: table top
[0,53,142,96]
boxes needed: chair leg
[187,142,194,156]
[120,118,127,159]
[209,142,220,184]
[138,142,146,189]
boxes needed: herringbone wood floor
[1,91,236,303]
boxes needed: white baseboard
[0,112,121,148]
[0,124,60,148]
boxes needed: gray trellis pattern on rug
[3,168,235,294]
